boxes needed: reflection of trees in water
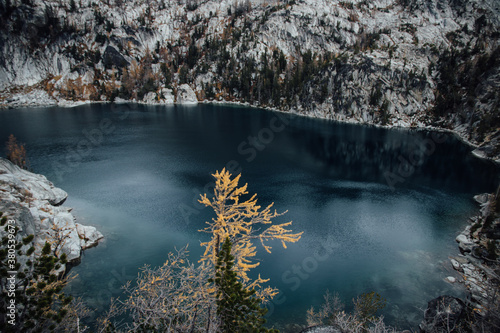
[285,124,498,192]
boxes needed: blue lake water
[1,103,498,330]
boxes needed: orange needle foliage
[199,168,303,300]
[121,169,302,331]
[6,134,29,169]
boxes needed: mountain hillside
[0,0,499,159]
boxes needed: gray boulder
[176,84,198,104]
[456,233,475,253]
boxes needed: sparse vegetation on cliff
[0,0,498,158]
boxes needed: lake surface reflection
[1,103,498,330]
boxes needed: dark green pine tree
[0,212,74,333]
[213,237,277,333]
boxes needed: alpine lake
[1,103,498,330]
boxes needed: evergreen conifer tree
[0,216,77,332]
[213,237,276,333]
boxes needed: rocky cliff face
[0,158,103,269]
[0,0,499,159]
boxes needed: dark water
[1,103,498,330]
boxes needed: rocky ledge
[420,191,500,332]
[0,158,103,270]
[452,193,499,309]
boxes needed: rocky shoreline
[420,191,500,332]
[2,93,499,164]
[0,158,103,273]
[452,192,499,309]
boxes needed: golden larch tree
[6,134,29,169]
[199,168,302,300]
[119,169,302,331]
